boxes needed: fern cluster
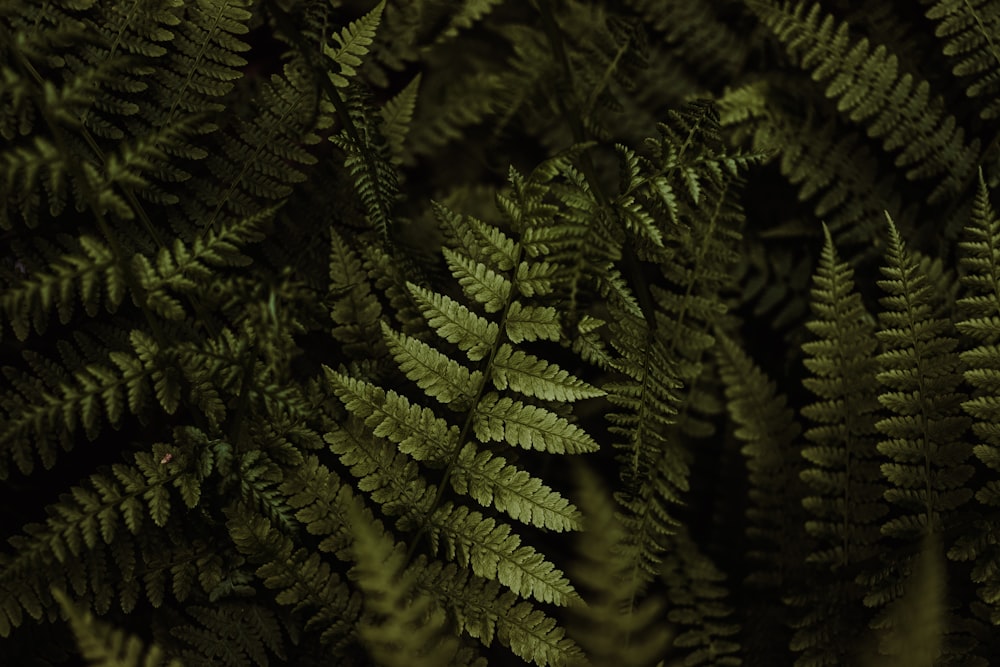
[7,1,1000,666]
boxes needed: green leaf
[443,247,511,313]
[450,444,582,531]
[473,392,599,453]
[407,282,498,361]
[381,321,483,408]
[380,74,421,162]
[492,344,605,402]
[323,0,386,88]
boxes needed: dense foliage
[3,1,1000,665]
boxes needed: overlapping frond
[321,165,600,665]
[792,225,884,665]
[874,214,972,541]
[926,0,1000,118]
[746,0,981,202]
[951,172,1000,622]
[568,466,672,667]
[55,589,184,667]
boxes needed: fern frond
[328,228,386,359]
[412,556,585,667]
[1,234,125,340]
[349,505,465,667]
[716,329,807,588]
[323,0,385,89]
[172,602,286,667]
[407,281,498,361]
[473,392,599,454]
[951,172,1000,622]
[875,213,972,541]
[226,508,362,655]
[926,0,1000,118]
[793,225,885,665]
[1,431,225,632]
[606,317,684,578]
[492,344,604,402]
[568,465,672,667]
[747,0,981,202]
[379,73,421,163]
[659,528,742,667]
[54,589,184,667]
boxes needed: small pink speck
[160,453,173,464]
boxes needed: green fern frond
[747,0,981,202]
[54,588,184,667]
[792,225,885,666]
[716,328,809,663]
[0,432,223,633]
[131,207,273,321]
[226,508,362,655]
[379,73,421,163]
[172,602,286,667]
[800,225,885,567]
[411,555,586,667]
[349,505,466,667]
[0,329,173,477]
[321,166,599,663]
[568,465,672,667]
[329,87,400,247]
[874,213,972,541]
[716,329,806,588]
[951,172,1000,622]
[659,528,742,667]
[323,0,385,89]
[328,228,386,359]
[926,0,1000,118]
[1,234,125,340]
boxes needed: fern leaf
[426,502,578,606]
[324,0,386,88]
[443,245,512,313]
[926,0,1000,118]
[875,213,973,540]
[381,320,484,409]
[407,281,499,361]
[716,329,806,658]
[324,370,459,461]
[568,466,672,667]
[329,229,385,358]
[505,301,562,343]
[350,505,464,667]
[55,589,184,667]
[380,74,421,162]
[412,557,585,667]
[952,172,1000,622]
[450,444,582,531]
[793,225,885,665]
[172,602,286,667]
[492,344,604,402]
[1,234,124,340]
[747,0,981,202]
[473,392,600,454]
[226,509,362,655]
